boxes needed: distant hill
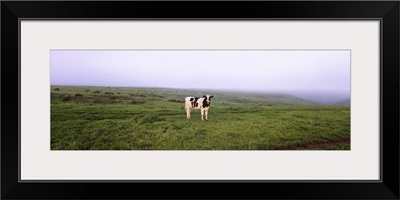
[51,86,320,106]
[282,90,350,105]
[172,89,320,106]
[332,98,351,105]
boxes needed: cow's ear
[203,95,206,98]
[210,96,214,98]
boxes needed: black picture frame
[2,1,399,199]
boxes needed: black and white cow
[185,95,213,121]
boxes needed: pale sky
[50,50,350,94]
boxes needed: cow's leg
[201,109,204,121]
[186,108,191,119]
[205,110,208,120]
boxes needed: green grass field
[51,86,350,150]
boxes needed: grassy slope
[51,86,350,150]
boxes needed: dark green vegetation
[51,86,350,150]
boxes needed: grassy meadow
[51,86,350,150]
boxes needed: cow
[185,95,213,121]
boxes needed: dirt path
[274,139,350,150]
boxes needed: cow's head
[203,95,213,104]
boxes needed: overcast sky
[50,50,350,94]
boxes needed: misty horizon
[50,84,349,104]
[50,83,349,94]
[50,50,350,103]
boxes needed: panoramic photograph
[50,50,350,150]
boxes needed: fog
[51,50,350,104]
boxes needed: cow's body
[185,95,213,120]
